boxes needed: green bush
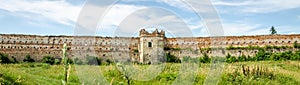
[10,56,18,63]
[0,53,11,64]
[293,41,300,49]
[166,53,181,63]
[226,54,237,63]
[23,55,35,63]
[42,56,55,65]
[292,51,300,60]
[229,57,237,63]
[237,55,247,62]
[255,49,266,61]
[200,53,211,63]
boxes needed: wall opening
[148,42,152,47]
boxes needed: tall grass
[0,61,299,84]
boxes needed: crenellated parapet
[139,29,165,37]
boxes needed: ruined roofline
[0,34,140,39]
[1,33,300,39]
[168,34,300,39]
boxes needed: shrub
[54,59,61,65]
[293,51,300,60]
[166,53,181,63]
[237,55,247,62]
[104,59,114,65]
[42,56,55,65]
[73,57,83,65]
[0,53,11,64]
[10,56,18,63]
[229,56,237,63]
[200,53,211,63]
[85,56,100,65]
[23,55,35,63]
[290,53,299,60]
[226,54,237,63]
[293,41,300,49]
[280,51,292,60]
[255,49,267,61]
[67,58,74,64]
[270,54,281,61]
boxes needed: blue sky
[0,0,299,37]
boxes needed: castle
[0,29,299,63]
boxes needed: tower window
[148,42,152,47]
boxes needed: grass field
[0,61,300,85]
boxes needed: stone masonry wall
[0,34,140,62]
[1,32,300,62]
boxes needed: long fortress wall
[166,35,300,58]
[0,34,140,61]
[1,29,300,62]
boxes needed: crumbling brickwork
[0,29,299,63]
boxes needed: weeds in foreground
[61,44,71,85]
[223,65,276,84]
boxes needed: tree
[270,26,277,35]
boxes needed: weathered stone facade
[0,29,299,63]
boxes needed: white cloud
[3,0,295,37]
[114,8,194,37]
[276,26,300,34]
[200,22,270,36]
[213,0,300,13]
[0,0,82,25]
[157,0,193,12]
[0,0,214,37]
[223,23,262,35]
[213,0,253,6]
[100,5,146,31]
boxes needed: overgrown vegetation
[166,53,181,63]
[42,56,55,65]
[0,61,299,84]
[225,50,300,63]
[1,42,300,84]
[226,45,293,50]
[0,53,11,64]
[61,44,71,84]
[23,55,35,63]
[199,53,211,63]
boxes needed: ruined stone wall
[1,33,300,62]
[166,34,300,58]
[0,34,140,62]
[166,34,300,49]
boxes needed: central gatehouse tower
[139,29,166,64]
